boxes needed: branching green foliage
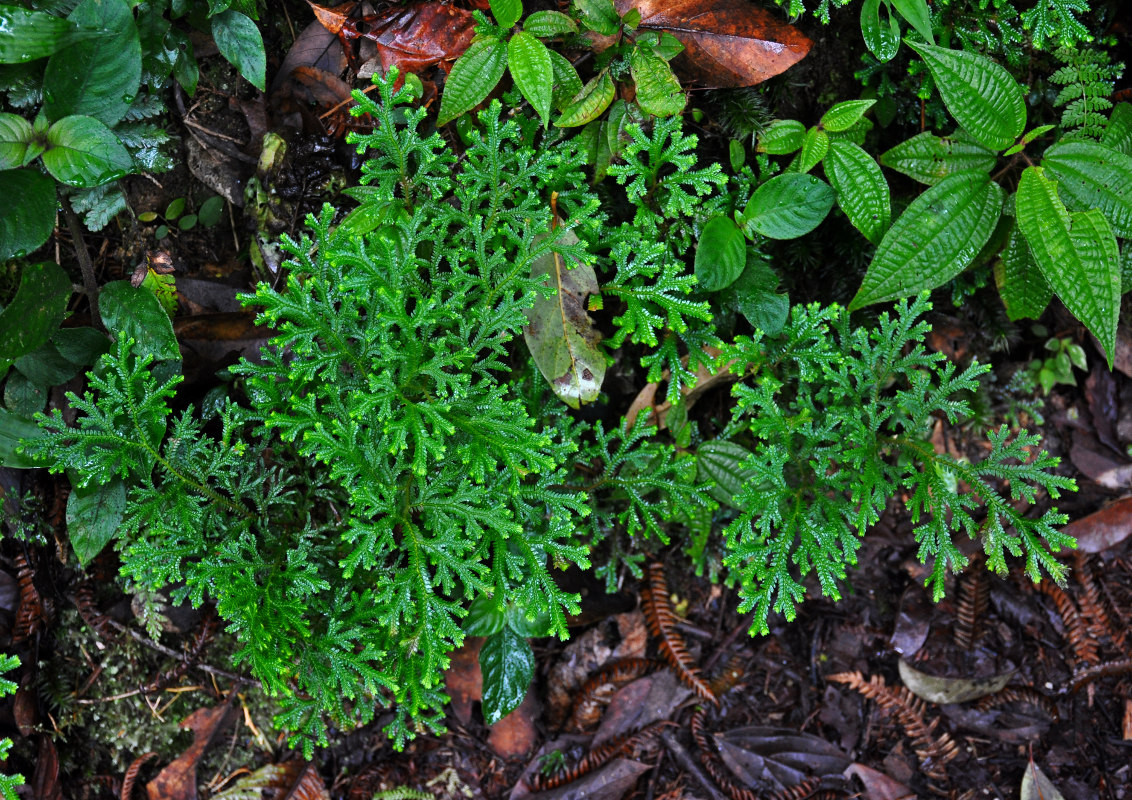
[717,296,1076,634]
[1021,0,1091,50]
[1051,46,1124,141]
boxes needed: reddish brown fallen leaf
[1063,496,1132,552]
[33,736,61,800]
[444,636,484,725]
[843,763,915,800]
[274,18,348,96]
[146,693,237,800]
[307,0,355,35]
[488,687,540,758]
[613,0,811,88]
[271,761,330,800]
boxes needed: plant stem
[59,193,103,332]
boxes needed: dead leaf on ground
[517,757,651,800]
[546,626,615,728]
[1062,496,1132,552]
[593,669,688,745]
[715,727,851,792]
[611,0,811,88]
[146,693,237,800]
[444,636,484,725]
[1085,366,1121,454]
[273,17,347,95]
[32,735,61,800]
[898,658,1014,705]
[489,687,540,758]
[843,763,915,800]
[1068,431,1132,489]
[889,585,932,658]
[1020,761,1066,800]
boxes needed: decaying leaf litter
[1,1,1131,799]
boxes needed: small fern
[1051,45,1124,140]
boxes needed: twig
[59,193,103,332]
[101,616,259,688]
[658,730,728,800]
[702,613,753,674]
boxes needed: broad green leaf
[891,0,934,44]
[464,594,506,636]
[1015,167,1119,367]
[505,602,551,637]
[44,0,141,127]
[53,326,110,367]
[489,0,521,27]
[994,223,1051,321]
[880,131,997,185]
[555,70,614,127]
[437,38,508,126]
[906,41,1025,151]
[67,479,125,566]
[211,10,265,91]
[695,216,746,291]
[523,226,605,408]
[198,195,225,227]
[820,100,875,133]
[574,0,619,36]
[99,280,180,362]
[849,171,1003,310]
[0,113,35,168]
[860,0,899,62]
[523,10,576,37]
[0,408,46,468]
[729,139,745,172]
[825,139,890,244]
[4,372,46,416]
[630,48,684,117]
[0,261,70,378]
[651,32,684,61]
[758,120,805,155]
[508,32,553,128]
[548,49,583,111]
[170,28,199,96]
[42,115,133,187]
[697,441,757,508]
[743,173,834,240]
[1042,141,1132,238]
[15,340,85,386]
[796,127,829,173]
[0,169,56,261]
[480,626,534,724]
[1101,102,1132,156]
[0,6,75,63]
[727,254,788,335]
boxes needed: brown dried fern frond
[975,686,1060,721]
[641,562,718,705]
[73,580,116,639]
[121,752,156,800]
[953,556,989,651]
[1075,554,1128,652]
[827,671,957,782]
[565,656,660,733]
[1037,580,1100,667]
[1071,656,1132,692]
[526,722,666,791]
[12,553,47,643]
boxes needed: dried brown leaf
[1062,496,1132,552]
[146,694,237,800]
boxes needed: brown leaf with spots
[612,0,811,88]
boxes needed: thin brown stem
[59,192,103,332]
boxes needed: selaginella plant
[17,67,1078,752]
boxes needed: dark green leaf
[697,441,757,508]
[1101,102,1132,156]
[44,0,141,127]
[15,342,84,385]
[0,408,46,468]
[4,372,46,415]
[480,627,534,724]
[1041,141,1132,238]
[0,113,36,169]
[523,10,576,37]
[42,115,133,187]
[437,37,508,126]
[0,6,75,63]
[880,131,997,185]
[891,0,934,44]
[820,100,875,133]
[728,255,788,335]
[464,594,506,636]
[574,0,619,36]
[548,49,583,111]
[53,326,111,367]
[825,139,890,244]
[743,173,834,240]
[99,280,180,362]
[211,10,265,91]
[758,120,805,155]
[994,223,1051,321]
[198,195,225,226]
[849,171,1003,310]
[508,32,553,128]
[505,602,551,637]
[695,216,746,291]
[165,196,185,220]
[67,479,125,566]
[860,0,899,62]
[796,127,829,173]
[0,169,56,261]
[0,261,71,377]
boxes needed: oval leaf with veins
[524,225,605,408]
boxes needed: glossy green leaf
[630,48,684,117]
[860,0,899,62]
[0,408,46,468]
[0,6,75,63]
[42,115,133,187]
[555,70,614,127]
[505,602,551,637]
[0,113,35,168]
[820,99,876,133]
[994,223,1051,321]
[880,131,997,185]
[523,10,576,36]
[796,127,829,173]
[211,10,265,91]
[743,173,835,240]
[906,41,1025,151]
[44,0,141,127]
[652,32,684,61]
[480,626,534,724]
[695,216,746,291]
[4,372,45,416]
[67,479,125,566]
[727,255,788,335]
[574,0,619,36]
[464,594,506,636]
[548,49,583,111]
[437,37,508,126]
[758,120,805,155]
[53,326,110,367]
[849,171,1003,310]
[1015,167,1119,367]
[891,0,934,44]
[1101,102,1132,156]
[697,441,757,508]
[15,340,84,386]
[198,195,225,226]
[825,140,890,244]
[99,280,180,362]
[523,227,605,407]
[0,261,70,377]
[0,169,56,261]
[490,0,522,27]
[729,139,745,172]
[1041,141,1132,238]
[508,32,552,128]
